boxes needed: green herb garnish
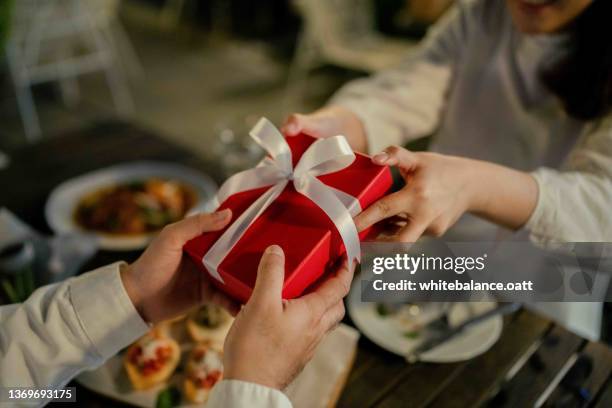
[156,386,181,408]
[376,303,391,317]
[403,331,420,339]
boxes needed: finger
[307,257,352,292]
[300,260,353,315]
[281,113,304,136]
[378,214,409,236]
[372,146,420,170]
[207,290,241,316]
[249,245,286,312]
[354,191,413,232]
[318,301,346,333]
[384,218,429,243]
[162,209,232,245]
[182,259,241,316]
[281,113,323,137]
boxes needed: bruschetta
[183,343,224,403]
[185,305,233,346]
[124,330,180,390]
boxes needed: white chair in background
[6,0,134,141]
[286,0,417,102]
[87,0,143,78]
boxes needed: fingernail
[265,244,283,256]
[213,208,231,220]
[373,152,389,164]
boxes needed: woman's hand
[223,245,352,390]
[282,106,369,153]
[355,146,539,241]
[121,210,240,324]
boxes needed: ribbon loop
[249,118,293,175]
[216,165,286,204]
[202,118,362,283]
[293,136,355,179]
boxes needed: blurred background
[0,0,452,155]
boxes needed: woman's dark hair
[541,0,612,121]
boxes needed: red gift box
[184,133,392,303]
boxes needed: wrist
[461,160,539,229]
[224,367,283,390]
[462,159,493,214]
[120,263,147,323]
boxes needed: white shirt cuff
[208,380,293,408]
[69,262,150,361]
[524,168,562,245]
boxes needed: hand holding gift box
[185,118,392,303]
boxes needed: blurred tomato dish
[74,178,197,235]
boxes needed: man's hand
[121,210,240,324]
[282,106,369,153]
[223,245,353,390]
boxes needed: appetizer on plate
[124,330,181,390]
[183,344,224,403]
[186,305,233,345]
[74,178,196,235]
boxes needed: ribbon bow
[203,117,361,283]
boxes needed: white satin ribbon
[202,117,362,283]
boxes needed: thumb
[249,245,286,311]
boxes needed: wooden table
[2,121,611,407]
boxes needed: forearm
[329,60,452,154]
[329,1,480,155]
[466,159,539,230]
[0,263,149,389]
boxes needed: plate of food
[45,161,217,251]
[77,305,361,408]
[347,283,502,363]
[77,305,232,407]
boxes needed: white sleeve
[328,0,479,154]
[526,115,612,243]
[0,262,149,389]
[207,380,292,408]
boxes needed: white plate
[347,283,502,363]
[45,161,217,251]
[76,324,360,408]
